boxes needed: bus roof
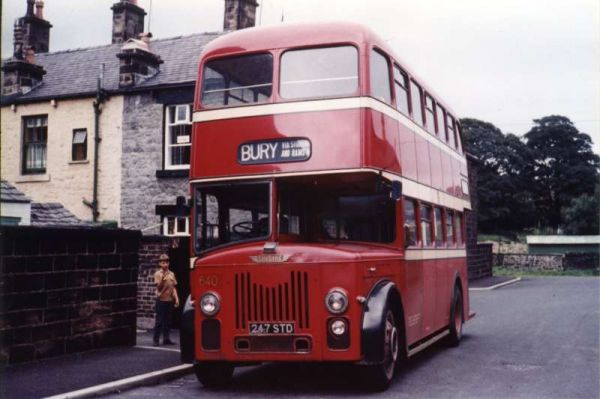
[200,21,458,118]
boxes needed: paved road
[107,277,599,399]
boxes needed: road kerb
[42,363,193,399]
[469,277,522,291]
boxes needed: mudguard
[180,295,195,364]
[360,280,401,364]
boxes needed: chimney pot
[35,0,44,19]
[26,0,35,16]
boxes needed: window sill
[69,160,89,165]
[16,174,51,183]
[156,169,189,178]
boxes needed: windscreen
[278,174,396,244]
[280,46,358,99]
[194,182,270,253]
[202,54,273,108]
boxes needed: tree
[461,118,535,233]
[524,116,600,231]
[563,191,600,235]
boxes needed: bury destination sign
[238,138,311,165]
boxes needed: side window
[22,115,48,174]
[447,114,456,149]
[72,129,88,161]
[455,212,463,245]
[420,204,433,247]
[425,95,436,134]
[434,207,444,247]
[409,80,424,126]
[370,49,392,104]
[446,210,455,245]
[164,104,192,169]
[403,199,417,246]
[436,103,446,140]
[163,216,190,236]
[393,65,409,115]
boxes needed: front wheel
[446,288,463,347]
[363,309,399,392]
[194,362,234,389]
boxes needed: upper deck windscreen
[280,46,358,99]
[202,53,273,108]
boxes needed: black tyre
[446,287,463,347]
[363,309,400,392]
[194,362,234,389]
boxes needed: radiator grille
[235,271,310,329]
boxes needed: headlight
[200,292,220,316]
[329,318,347,336]
[325,288,348,314]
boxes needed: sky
[2,0,599,153]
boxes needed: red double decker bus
[180,22,472,391]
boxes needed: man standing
[153,253,180,346]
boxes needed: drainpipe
[84,64,107,222]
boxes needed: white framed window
[163,216,189,236]
[164,104,192,170]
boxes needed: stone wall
[0,225,140,365]
[120,92,189,234]
[465,154,493,279]
[495,252,600,272]
[136,235,171,329]
[468,243,493,279]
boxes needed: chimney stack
[111,0,146,44]
[2,1,47,96]
[223,0,259,31]
[18,0,52,54]
[116,33,163,87]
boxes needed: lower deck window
[420,205,433,246]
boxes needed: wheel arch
[360,280,406,364]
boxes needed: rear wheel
[194,362,234,389]
[364,309,399,391]
[446,287,463,347]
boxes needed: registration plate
[249,322,295,335]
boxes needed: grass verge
[493,266,599,277]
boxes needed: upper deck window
[425,95,436,134]
[410,80,424,126]
[436,103,446,139]
[280,46,358,99]
[447,113,456,148]
[370,49,392,104]
[201,53,273,108]
[393,65,409,115]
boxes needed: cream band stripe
[190,167,472,211]
[193,97,467,165]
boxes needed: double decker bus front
[189,173,399,365]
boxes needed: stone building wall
[120,92,189,234]
[0,97,124,223]
[0,225,140,365]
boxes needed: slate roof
[1,180,31,203]
[2,32,222,105]
[30,202,96,227]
